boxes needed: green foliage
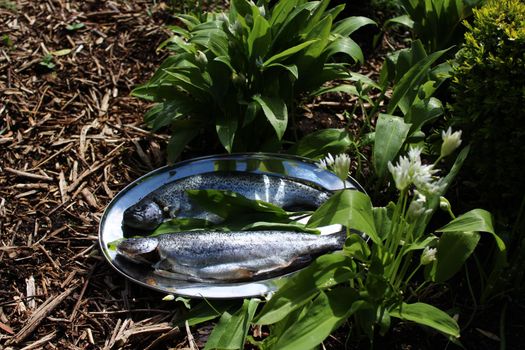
[451,0,525,214]
[201,147,505,348]
[39,54,55,70]
[396,0,483,52]
[133,0,375,161]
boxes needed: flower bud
[420,247,437,265]
[195,50,208,67]
[440,127,462,158]
[439,196,451,211]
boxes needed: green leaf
[324,36,363,63]
[307,190,380,244]
[332,16,377,36]
[66,22,85,31]
[436,209,507,282]
[432,231,480,282]
[387,47,450,114]
[255,254,356,325]
[405,97,443,134]
[344,233,371,261]
[252,95,288,140]
[177,300,241,327]
[216,113,238,153]
[288,128,352,159]
[186,189,289,219]
[167,121,201,163]
[264,63,299,79]
[383,15,414,29]
[373,114,411,179]
[272,288,359,350]
[205,298,260,350]
[248,13,271,60]
[151,218,214,236]
[262,40,318,67]
[389,302,460,338]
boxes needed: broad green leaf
[273,288,359,350]
[205,298,260,350]
[344,233,371,261]
[216,113,238,153]
[307,190,380,244]
[387,47,450,114]
[373,114,411,179]
[262,40,319,68]
[389,302,460,338]
[248,13,271,60]
[176,300,241,327]
[333,16,377,36]
[255,254,356,325]
[402,235,438,255]
[324,36,363,63]
[269,0,301,29]
[252,95,288,140]
[186,189,289,219]
[436,209,507,282]
[372,205,393,241]
[383,15,414,29]
[405,97,443,134]
[288,128,352,159]
[432,231,480,282]
[167,121,201,163]
[231,0,252,18]
[311,84,359,98]
[151,218,214,236]
[264,63,299,79]
[437,209,496,235]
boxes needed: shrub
[132,0,375,161]
[450,0,525,213]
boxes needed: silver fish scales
[117,230,346,282]
[123,172,331,231]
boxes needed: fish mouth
[117,238,160,264]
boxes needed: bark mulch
[0,1,203,348]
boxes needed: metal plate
[99,153,363,299]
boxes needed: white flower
[318,153,335,170]
[162,294,175,301]
[388,155,411,191]
[318,153,351,181]
[420,247,437,265]
[389,146,445,195]
[440,127,462,158]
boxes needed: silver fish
[116,230,345,282]
[123,172,331,230]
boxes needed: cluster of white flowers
[388,147,444,194]
[318,153,351,181]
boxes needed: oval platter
[99,153,364,299]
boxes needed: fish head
[123,199,163,230]
[117,237,159,264]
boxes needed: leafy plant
[39,54,56,70]
[132,0,375,161]
[202,144,505,349]
[292,40,453,190]
[392,0,484,52]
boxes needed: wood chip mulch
[0,1,203,348]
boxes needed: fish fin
[255,255,313,275]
